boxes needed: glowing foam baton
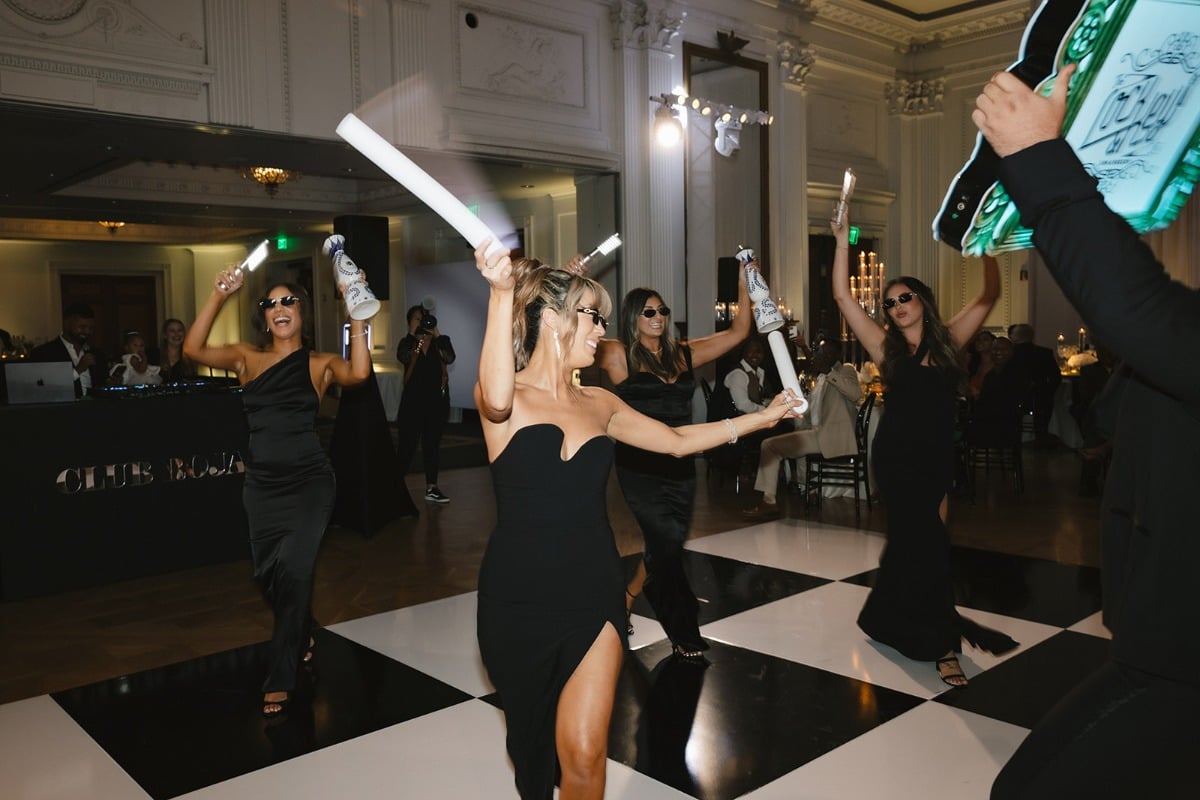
[579,233,621,267]
[833,168,856,229]
[335,113,507,257]
[735,246,808,415]
[235,239,269,276]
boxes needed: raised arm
[946,254,1001,348]
[831,209,886,363]
[473,239,517,423]
[607,388,799,456]
[321,317,371,389]
[183,266,249,376]
[686,256,752,368]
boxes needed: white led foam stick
[336,113,506,257]
[579,233,621,267]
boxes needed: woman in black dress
[185,267,370,717]
[592,266,753,660]
[831,208,1012,687]
[473,240,797,799]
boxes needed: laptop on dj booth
[3,361,77,404]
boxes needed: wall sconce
[241,166,298,197]
[98,220,125,235]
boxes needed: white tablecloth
[1048,379,1082,449]
[375,367,403,422]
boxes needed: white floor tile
[701,582,1062,699]
[327,592,494,697]
[177,700,520,799]
[603,758,695,799]
[742,703,1028,800]
[1067,610,1111,639]
[687,521,887,581]
[0,695,151,800]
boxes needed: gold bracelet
[349,332,368,339]
[723,417,738,445]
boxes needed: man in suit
[976,64,1200,798]
[1007,322,1060,444]
[743,339,860,517]
[29,303,106,397]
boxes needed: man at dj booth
[974,64,1200,798]
[29,303,108,398]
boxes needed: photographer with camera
[396,303,456,504]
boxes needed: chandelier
[242,166,297,196]
[97,220,126,235]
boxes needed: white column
[205,0,254,127]
[611,1,686,314]
[773,38,815,330]
[886,77,944,300]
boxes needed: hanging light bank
[650,89,772,156]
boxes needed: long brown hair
[619,287,680,380]
[880,276,964,391]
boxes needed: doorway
[808,233,877,365]
[60,274,159,361]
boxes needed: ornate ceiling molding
[811,0,1030,51]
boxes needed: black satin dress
[613,347,706,652]
[242,349,335,693]
[477,425,625,800]
[857,343,1016,660]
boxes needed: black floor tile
[842,546,1102,628]
[623,551,830,627]
[609,639,924,799]
[936,630,1111,728]
[52,629,471,799]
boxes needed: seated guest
[158,318,196,381]
[724,335,769,414]
[966,329,996,397]
[1008,323,1061,443]
[109,330,163,386]
[968,336,1031,447]
[743,340,860,517]
[29,303,106,397]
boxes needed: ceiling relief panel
[457,7,585,108]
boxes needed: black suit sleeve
[1000,139,1200,406]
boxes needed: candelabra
[841,251,885,362]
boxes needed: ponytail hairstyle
[880,276,965,391]
[619,287,680,380]
[510,258,612,378]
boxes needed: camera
[420,311,437,330]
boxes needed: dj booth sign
[0,389,251,600]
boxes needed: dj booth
[0,382,251,600]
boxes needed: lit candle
[1078,327,1086,350]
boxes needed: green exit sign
[275,234,290,251]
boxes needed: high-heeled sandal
[625,589,637,637]
[262,694,291,718]
[935,655,968,688]
[671,643,706,662]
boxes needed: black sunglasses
[576,307,609,330]
[259,295,300,311]
[882,291,919,310]
[641,306,671,318]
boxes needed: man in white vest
[743,339,860,517]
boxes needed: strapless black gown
[242,349,335,693]
[858,345,1017,660]
[613,347,706,652]
[477,425,625,800]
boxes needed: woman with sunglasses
[474,241,796,799]
[831,209,1011,688]
[593,268,753,661]
[185,268,371,718]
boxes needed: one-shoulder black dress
[858,344,1016,660]
[242,349,335,693]
[613,347,706,652]
[477,425,626,800]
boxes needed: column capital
[777,38,816,91]
[610,1,685,52]
[884,77,945,116]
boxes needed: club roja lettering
[55,452,246,494]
